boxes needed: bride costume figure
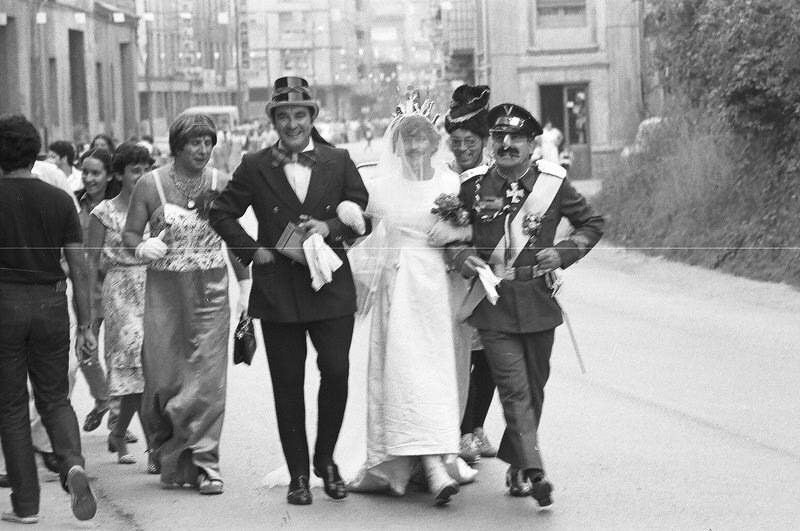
[345,100,476,505]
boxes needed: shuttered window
[536,0,587,28]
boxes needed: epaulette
[535,159,567,180]
[459,164,490,184]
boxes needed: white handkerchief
[302,233,343,291]
[476,265,501,305]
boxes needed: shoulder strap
[501,165,565,266]
[535,159,567,179]
[459,164,566,321]
[153,169,167,206]
[211,168,218,191]
[460,164,490,184]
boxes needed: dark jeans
[261,315,354,479]
[0,282,85,517]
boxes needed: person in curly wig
[123,113,250,495]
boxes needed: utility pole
[145,29,154,136]
[480,0,489,85]
[234,0,243,115]
[30,0,48,146]
[142,3,155,137]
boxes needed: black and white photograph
[1,0,799,528]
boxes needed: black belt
[492,264,548,281]
[0,279,67,292]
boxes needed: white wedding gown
[343,166,475,495]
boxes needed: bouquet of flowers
[431,193,471,226]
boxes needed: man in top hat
[209,76,370,506]
[449,102,604,507]
[429,84,499,465]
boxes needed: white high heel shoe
[421,455,459,506]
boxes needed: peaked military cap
[488,103,543,137]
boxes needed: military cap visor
[488,103,543,136]
[490,116,528,132]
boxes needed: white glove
[336,200,366,235]
[236,278,252,316]
[135,229,168,261]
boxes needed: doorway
[539,83,591,180]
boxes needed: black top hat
[265,76,320,120]
[487,103,543,137]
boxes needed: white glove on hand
[336,200,366,235]
[236,278,252,316]
[135,229,169,261]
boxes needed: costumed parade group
[0,75,603,524]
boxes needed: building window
[281,49,310,73]
[536,0,586,28]
[279,11,306,40]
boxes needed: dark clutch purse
[275,221,308,265]
[233,313,256,365]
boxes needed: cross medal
[506,181,525,203]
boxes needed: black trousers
[460,349,496,435]
[261,315,354,479]
[479,328,554,472]
[0,282,85,517]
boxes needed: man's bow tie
[271,145,316,168]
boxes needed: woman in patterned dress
[122,114,250,495]
[87,142,153,466]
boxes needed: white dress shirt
[282,138,314,204]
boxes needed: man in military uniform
[451,103,604,507]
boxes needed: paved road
[24,143,800,529]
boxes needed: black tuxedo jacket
[209,144,369,323]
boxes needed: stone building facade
[0,0,139,146]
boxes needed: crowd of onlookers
[0,112,246,523]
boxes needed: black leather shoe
[82,407,109,432]
[527,470,553,508]
[287,475,312,505]
[37,450,60,474]
[314,463,347,500]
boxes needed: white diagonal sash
[457,161,566,321]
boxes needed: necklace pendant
[187,199,195,209]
